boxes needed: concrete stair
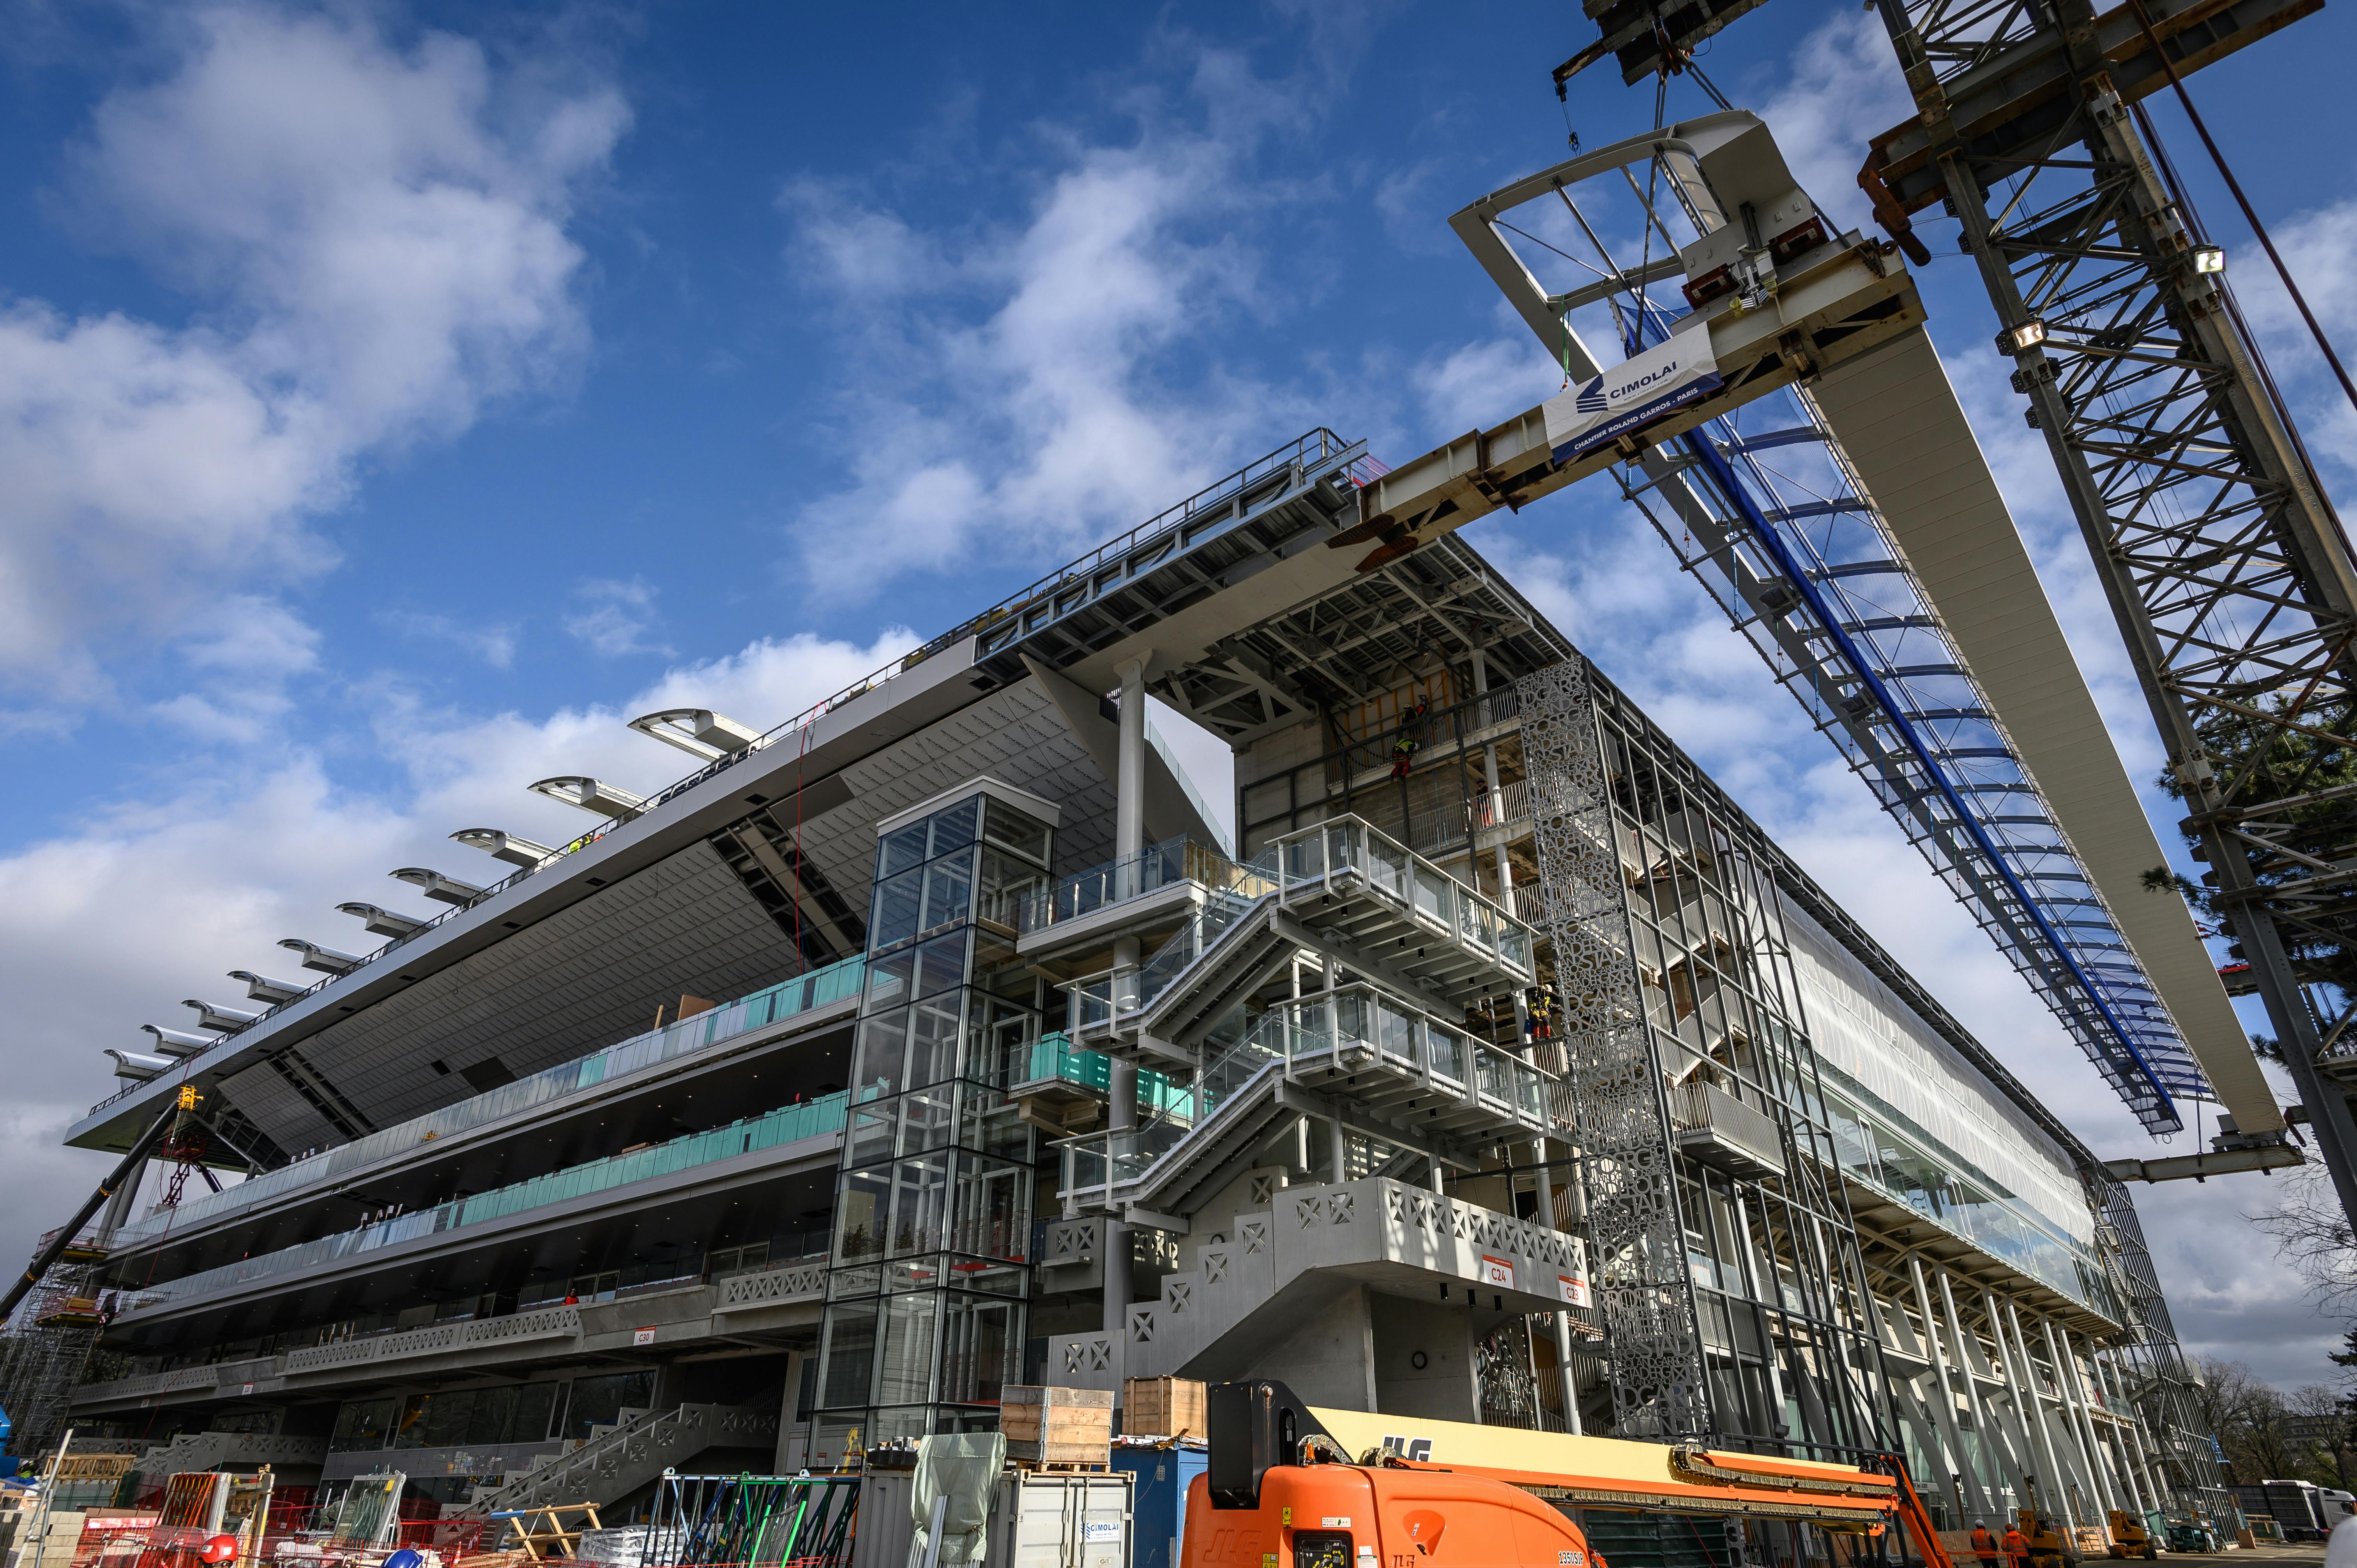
[1046,1174,1588,1390]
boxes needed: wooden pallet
[499,1503,603,1562]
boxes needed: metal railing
[1065,814,1537,1040]
[1058,984,1553,1202]
[972,429,1368,659]
[87,427,1373,1119]
[1014,836,1274,934]
[116,1095,849,1316]
[112,955,867,1247]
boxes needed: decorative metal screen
[1519,657,1708,1436]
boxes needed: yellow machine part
[1306,1407,1898,1525]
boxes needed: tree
[2248,1160,2357,1313]
[2141,695,2357,999]
[2195,1355,2346,1486]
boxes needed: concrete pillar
[1429,1155,1447,1194]
[1105,986,1139,1345]
[1116,657,1148,889]
[1933,1266,2003,1518]
[1995,1294,2075,1528]
[2048,1323,2120,1513]
[1470,648,1514,906]
[1531,1138,1582,1434]
[1329,1118,1348,1183]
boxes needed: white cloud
[1752,8,1916,233]
[565,576,670,659]
[0,5,625,693]
[1417,335,1560,435]
[777,66,1304,599]
[0,624,915,1277]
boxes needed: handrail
[116,1094,850,1315]
[87,427,1371,1121]
[110,955,867,1247]
[1058,985,1555,1204]
[1065,813,1538,1040]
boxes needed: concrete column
[1531,1137,1583,1434]
[1105,987,1139,1345]
[2048,1323,2120,1513]
[1994,1294,2074,1527]
[1329,1118,1348,1183]
[1429,1155,1447,1194]
[1934,1266,2003,1518]
[1116,657,1148,891]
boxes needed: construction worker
[1970,1522,1999,1568]
[2002,1520,2030,1568]
[1390,701,1429,778]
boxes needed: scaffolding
[0,1229,107,1460]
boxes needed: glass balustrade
[1017,1033,1192,1120]
[1014,838,1275,934]
[120,1093,852,1314]
[114,954,868,1248]
[1055,981,1550,1201]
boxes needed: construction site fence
[26,1521,493,1568]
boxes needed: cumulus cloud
[776,55,1311,598]
[0,5,626,692]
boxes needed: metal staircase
[1066,816,1539,1071]
[461,1401,777,1517]
[1035,814,1580,1394]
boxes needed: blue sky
[3,0,2352,1387]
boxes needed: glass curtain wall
[814,789,1051,1446]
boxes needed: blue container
[1112,1444,1209,1568]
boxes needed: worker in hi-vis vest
[2003,1522,2031,1568]
[1972,1522,2000,1568]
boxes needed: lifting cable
[2125,0,2357,422]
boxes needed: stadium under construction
[5,0,2348,1556]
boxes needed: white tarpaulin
[1541,327,1722,462]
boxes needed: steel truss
[1485,139,2210,1132]
[1864,0,2357,1218]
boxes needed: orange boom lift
[1185,1383,1955,1568]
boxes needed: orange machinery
[1184,1382,1956,1568]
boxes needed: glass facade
[1822,1071,2113,1314]
[815,788,1053,1443]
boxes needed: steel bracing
[1862,0,2357,1214]
[1461,131,2212,1132]
[2086,1168,2236,1536]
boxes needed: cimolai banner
[1542,328,1723,463]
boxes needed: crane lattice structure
[1850,0,2357,1224]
